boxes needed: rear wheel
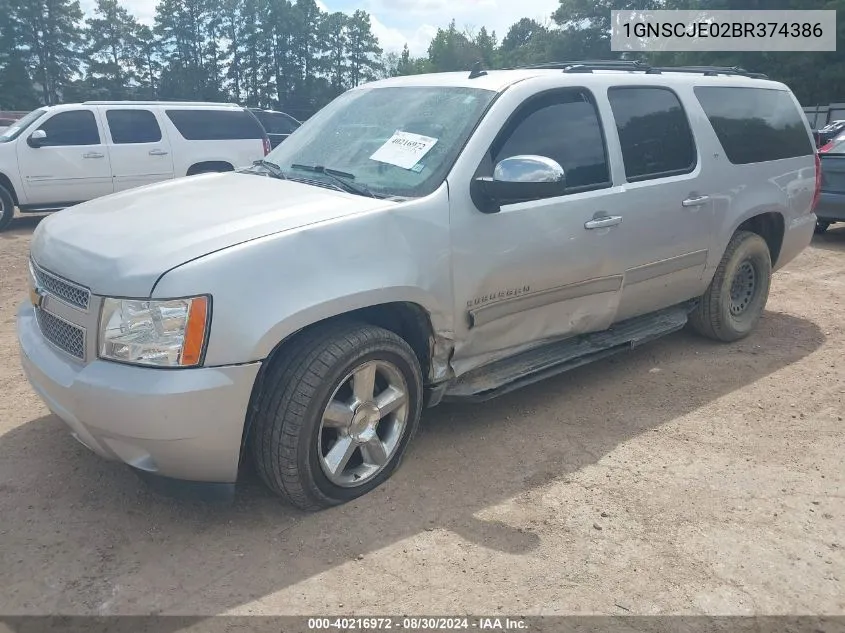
[0,185,14,232]
[815,220,831,234]
[690,230,772,342]
[250,322,423,510]
[187,162,234,176]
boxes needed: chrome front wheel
[318,360,410,487]
[250,322,423,510]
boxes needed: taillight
[262,136,271,156]
[812,152,822,211]
[819,141,834,153]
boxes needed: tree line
[0,0,382,119]
[1,0,844,119]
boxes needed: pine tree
[0,0,39,108]
[345,10,381,87]
[474,27,498,68]
[322,12,348,92]
[154,0,218,99]
[84,0,142,99]
[264,0,293,109]
[221,0,244,102]
[427,20,480,73]
[134,25,160,99]
[13,0,85,104]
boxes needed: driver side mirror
[471,155,566,214]
[27,129,47,148]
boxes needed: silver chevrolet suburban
[18,62,819,509]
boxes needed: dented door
[447,88,630,378]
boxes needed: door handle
[83,152,104,159]
[584,215,623,230]
[148,149,169,156]
[682,195,710,207]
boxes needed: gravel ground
[0,212,843,617]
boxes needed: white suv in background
[0,101,271,230]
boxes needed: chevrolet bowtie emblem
[29,286,44,308]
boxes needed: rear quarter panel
[684,87,815,276]
[159,114,264,176]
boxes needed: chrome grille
[30,260,90,310]
[35,308,85,360]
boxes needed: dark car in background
[248,108,301,149]
[815,132,845,233]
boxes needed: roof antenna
[468,61,487,79]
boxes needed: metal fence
[804,103,845,129]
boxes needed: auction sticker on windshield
[370,130,438,170]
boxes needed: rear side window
[608,87,696,181]
[37,110,100,146]
[492,90,610,191]
[694,87,813,164]
[165,109,264,140]
[107,109,162,143]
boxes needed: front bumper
[17,302,261,484]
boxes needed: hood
[30,172,393,297]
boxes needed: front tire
[250,322,423,510]
[0,185,14,232]
[690,230,772,342]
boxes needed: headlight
[98,296,210,367]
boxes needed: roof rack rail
[513,60,767,79]
[81,100,241,106]
[518,59,647,71]
[649,65,768,79]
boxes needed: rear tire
[250,322,423,510]
[690,230,772,342]
[187,163,234,176]
[815,220,831,234]
[0,185,14,232]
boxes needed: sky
[79,0,560,56]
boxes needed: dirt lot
[0,213,843,617]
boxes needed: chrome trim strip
[625,249,709,285]
[468,275,624,329]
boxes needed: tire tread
[690,230,770,342]
[250,321,421,510]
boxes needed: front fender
[152,185,454,367]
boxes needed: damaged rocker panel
[446,302,694,402]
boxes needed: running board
[18,202,81,213]
[443,302,694,403]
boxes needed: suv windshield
[0,108,47,143]
[265,86,496,199]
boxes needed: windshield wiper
[246,159,287,179]
[290,164,378,198]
